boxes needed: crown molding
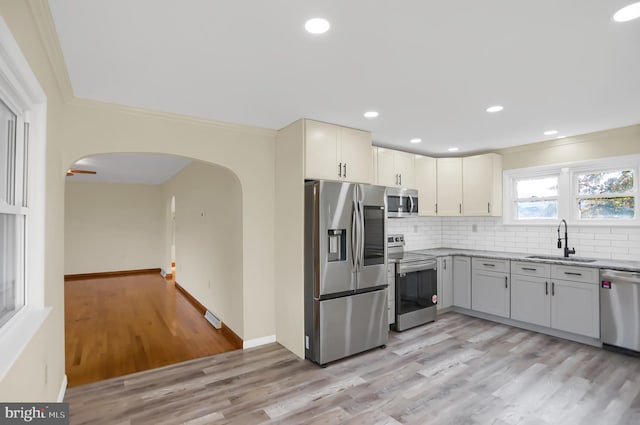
[68,97,278,137]
[497,123,640,155]
[27,0,74,102]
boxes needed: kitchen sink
[525,255,598,263]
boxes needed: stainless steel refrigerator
[304,180,388,366]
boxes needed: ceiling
[67,153,191,184]
[49,1,640,156]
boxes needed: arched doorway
[63,153,244,386]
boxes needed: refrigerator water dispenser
[327,229,346,262]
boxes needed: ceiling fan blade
[68,168,97,175]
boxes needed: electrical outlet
[472,224,477,232]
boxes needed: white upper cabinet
[376,148,416,189]
[415,155,437,216]
[462,153,503,216]
[304,120,373,184]
[436,158,463,216]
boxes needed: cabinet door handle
[545,281,548,295]
[488,202,491,214]
[395,174,399,185]
[399,174,402,186]
[552,282,555,296]
[338,162,342,177]
[435,203,438,214]
[505,276,508,289]
[564,272,582,276]
[459,203,462,214]
[443,259,447,270]
[343,163,347,178]
[482,263,496,267]
[522,267,537,271]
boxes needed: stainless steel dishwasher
[600,269,640,354]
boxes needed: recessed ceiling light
[614,2,640,22]
[410,138,422,144]
[305,18,330,34]
[544,130,558,136]
[448,147,459,152]
[486,105,504,113]
[363,111,379,118]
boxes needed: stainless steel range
[388,234,438,331]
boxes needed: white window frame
[570,159,638,224]
[511,171,561,222]
[503,154,640,226]
[0,17,49,382]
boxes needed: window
[504,155,640,225]
[575,169,635,220]
[514,175,559,220]
[0,17,48,380]
[0,99,27,328]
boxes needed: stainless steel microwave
[386,187,419,218]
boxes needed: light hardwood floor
[65,312,640,424]
[64,272,239,387]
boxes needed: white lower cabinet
[453,256,471,308]
[510,261,599,339]
[471,258,510,318]
[437,256,453,310]
[550,278,600,338]
[511,274,551,327]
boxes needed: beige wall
[499,124,640,170]
[162,161,244,336]
[0,0,279,401]
[64,182,165,275]
[58,100,277,344]
[275,120,305,357]
[0,0,67,402]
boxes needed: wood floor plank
[64,273,239,387]
[65,312,640,424]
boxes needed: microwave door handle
[409,195,415,213]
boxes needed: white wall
[162,161,244,337]
[64,182,164,275]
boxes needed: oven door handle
[397,262,437,274]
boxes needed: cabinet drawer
[551,265,598,284]
[472,257,510,273]
[511,261,551,278]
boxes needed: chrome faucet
[557,219,575,258]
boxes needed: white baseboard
[243,335,276,349]
[57,374,67,402]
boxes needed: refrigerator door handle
[351,199,360,271]
[358,200,365,270]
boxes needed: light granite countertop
[413,248,640,273]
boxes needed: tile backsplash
[387,216,640,261]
